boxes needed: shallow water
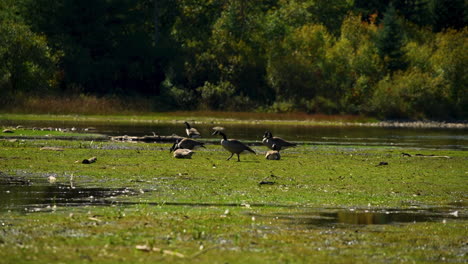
[0,175,138,212]
[1,176,466,226]
[249,206,467,226]
[1,120,467,149]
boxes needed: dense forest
[0,0,466,119]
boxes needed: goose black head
[264,131,272,139]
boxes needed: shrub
[430,28,468,117]
[301,96,338,114]
[0,20,60,104]
[267,100,297,113]
[196,81,235,110]
[266,24,332,101]
[370,69,450,119]
[167,86,197,110]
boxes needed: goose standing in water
[212,130,256,162]
[262,131,296,150]
[170,138,205,151]
[184,121,201,138]
[265,144,281,160]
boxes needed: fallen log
[110,134,184,143]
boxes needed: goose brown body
[212,130,255,161]
[172,148,194,159]
[170,138,205,151]
[262,131,296,150]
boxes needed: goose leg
[227,153,234,161]
[237,154,241,162]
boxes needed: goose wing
[179,138,204,149]
[271,137,296,149]
[186,128,201,138]
[262,137,274,149]
[222,139,256,154]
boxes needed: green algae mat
[0,134,467,263]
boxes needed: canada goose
[262,131,296,150]
[184,121,201,138]
[170,138,205,152]
[265,144,281,160]
[212,130,256,161]
[173,148,195,159]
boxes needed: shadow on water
[0,175,138,212]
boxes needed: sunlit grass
[0,133,466,263]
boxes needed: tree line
[0,0,466,119]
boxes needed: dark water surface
[249,206,467,226]
[1,119,467,149]
[0,174,138,212]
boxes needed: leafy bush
[0,20,60,102]
[196,81,235,110]
[267,100,297,113]
[370,69,451,119]
[430,28,468,117]
[301,96,339,114]
[267,24,332,101]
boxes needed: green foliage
[197,81,255,111]
[267,100,297,113]
[375,4,407,72]
[197,81,235,110]
[301,96,338,114]
[206,1,272,102]
[317,14,383,114]
[267,24,331,102]
[430,28,468,117]
[1,0,466,119]
[0,20,60,102]
[22,0,162,95]
[429,0,467,31]
[370,69,451,119]
[300,0,354,36]
[404,27,468,118]
[165,86,197,111]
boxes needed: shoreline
[0,113,467,129]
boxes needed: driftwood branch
[110,134,184,143]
